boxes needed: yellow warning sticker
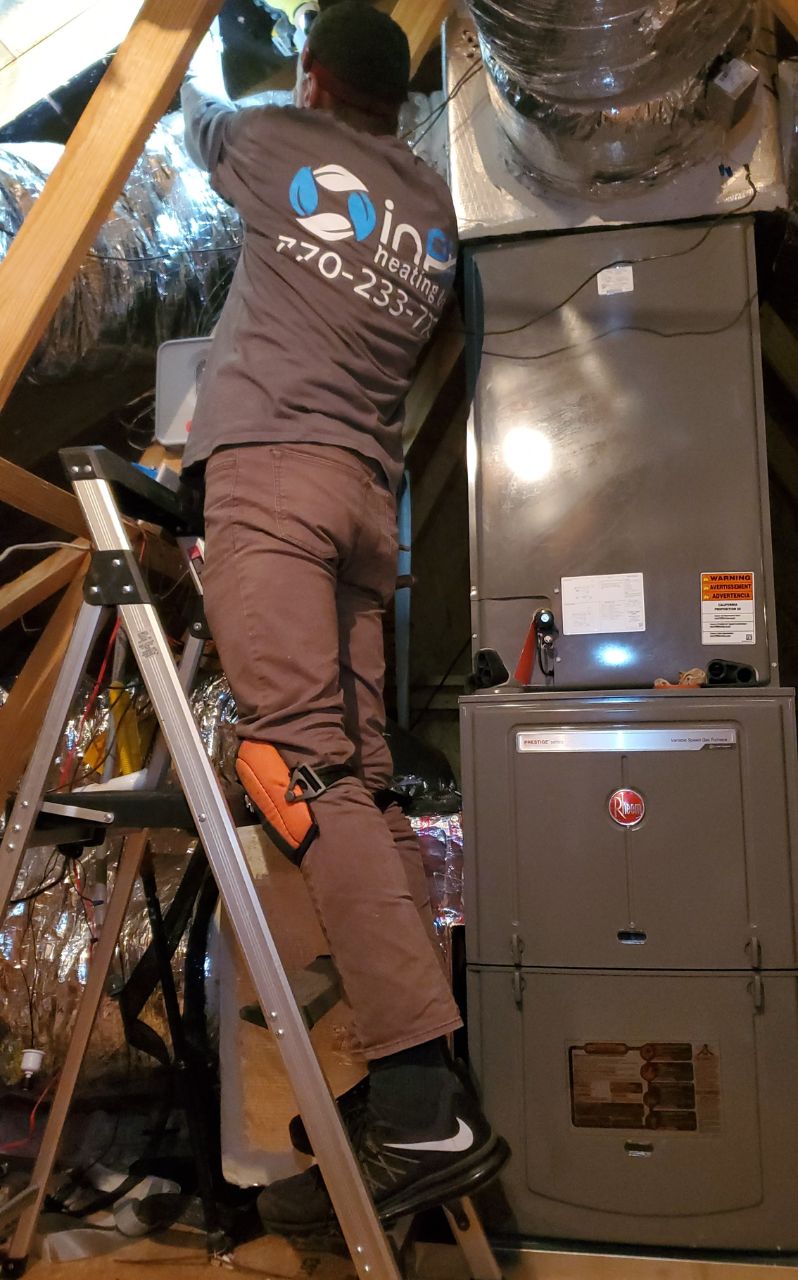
[700,572,755,645]
[701,572,754,602]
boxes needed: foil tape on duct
[0,116,242,382]
[467,0,757,195]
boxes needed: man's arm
[181,25,235,174]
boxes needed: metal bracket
[84,551,148,606]
[186,596,212,642]
[287,764,329,804]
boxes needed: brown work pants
[202,443,462,1058]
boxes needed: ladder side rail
[71,475,402,1280]
[0,602,107,918]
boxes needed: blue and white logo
[424,227,457,277]
[289,165,377,243]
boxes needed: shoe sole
[260,1135,511,1237]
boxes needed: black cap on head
[306,1,410,108]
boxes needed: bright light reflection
[502,427,553,484]
[598,644,633,667]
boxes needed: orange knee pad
[236,741,318,865]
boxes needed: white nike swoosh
[384,1118,475,1154]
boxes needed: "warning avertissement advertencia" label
[701,572,755,646]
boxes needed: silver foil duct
[467,0,757,195]
[0,116,242,382]
[0,671,465,1085]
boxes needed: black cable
[410,637,472,730]
[10,864,68,905]
[61,694,139,794]
[86,242,242,265]
[482,292,757,361]
[482,168,759,340]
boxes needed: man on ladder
[181,0,507,1237]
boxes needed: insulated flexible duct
[467,0,757,194]
[0,115,243,382]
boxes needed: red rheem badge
[609,788,645,828]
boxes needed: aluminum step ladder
[0,446,503,1280]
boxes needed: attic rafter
[0,0,224,417]
[770,0,798,42]
[392,0,455,75]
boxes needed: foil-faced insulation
[1,673,464,1085]
[0,116,242,383]
[467,0,757,195]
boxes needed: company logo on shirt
[289,164,377,242]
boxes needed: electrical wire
[0,541,76,567]
[401,58,484,148]
[58,620,122,790]
[410,636,472,730]
[482,292,758,361]
[0,1074,59,1154]
[10,864,68,906]
[481,168,758,341]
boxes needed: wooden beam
[403,322,464,453]
[761,303,798,405]
[0,0,223,417]
[0,540,89,631]
[0,458,182,580]
[408,400,467,540]
[0,458,86,538]
[0,1,143,128]
[770,0,798,42]
[0,559,89,806]
[392,0,454,74]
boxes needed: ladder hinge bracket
[85,551,148,606]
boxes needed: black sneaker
[289,1076,370,1156]
[259,1085,509,1235]
[288,1060,478,1157]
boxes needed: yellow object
[108,681,144,775]
[262,0,316,25]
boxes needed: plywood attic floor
[19,1228,798,1280]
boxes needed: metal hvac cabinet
[467,966,798,1250]
[464,218,777,690]
[460,690,798,1248]
[461,689,798,972]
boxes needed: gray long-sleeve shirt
[181,76,458,491]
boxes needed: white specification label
[517,727,737,753]
[561,573,646,636]
[597,264,634,296]
[701,572,755,646]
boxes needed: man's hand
[187,20,228,98]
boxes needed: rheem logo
[609,789,645,828]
